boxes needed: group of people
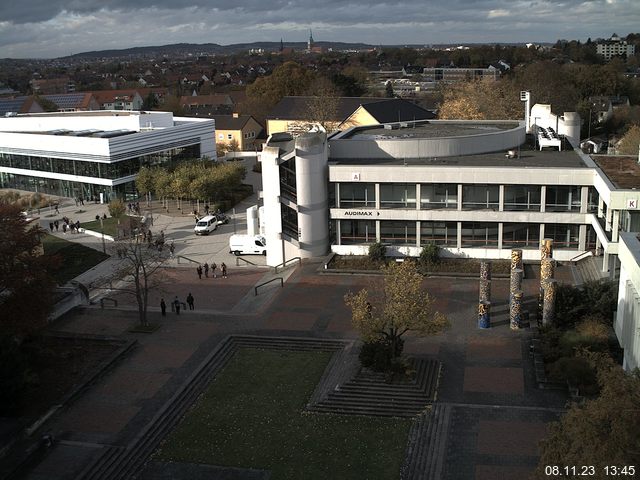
[128,202,142,215]
[49,217,81,234]
[196,261,227,279]
[160,293,195,315]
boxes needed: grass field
[42,234,110,284]
[81,216,125,237]
[156,348,411,480]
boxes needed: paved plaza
[9,164,572,479]
[17,259,569,480]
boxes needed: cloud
[0,0,638,57]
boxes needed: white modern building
[615,232,640,371]
[259,104,640,277]
[0,110,215,201]
[596,35,636,60]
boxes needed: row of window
[334,183,596,212]
[338,220,593,249]
[0,144,200,180]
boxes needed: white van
[194,215,218,235]
[229,234,267,256]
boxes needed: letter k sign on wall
[627,198,638,209]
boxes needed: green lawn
[156,348,411,479]
[42,234,110,284]
[80,216,124,237]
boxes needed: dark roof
[361,99,436,123]
[210,114,259,130]
[267,96,435,123]
[0,96,29,115]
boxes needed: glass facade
[462,185,499,210]
[503,186,541,211]
[279,158,296,202]
[379,183,416,209]
[281,204,298,239]
[380,221,416,245]
[545,223,580,249]
[420,221,457,246]
[461,222,499,247]
[420,184,457,209]
[339,183,376,208]
[502,223,540,248]
[339,220,376,245]
[0,144,200,181]
[545,186,582,212]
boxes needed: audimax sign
[344,211,380,216]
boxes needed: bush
[108,199,126,218]
[419,244,440,265]
[368,242,386,263]
[548,356,598,394]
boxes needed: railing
[177,255,200,265]
[570,250,593,263]
[274,256,301,273]
[254,277,283,296]
[236,256,258,266]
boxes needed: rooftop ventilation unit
[384,124,400,130]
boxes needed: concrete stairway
[401,403,452,480]
[572,255,606,285]
[307,358,442,418]
[77,335,347,480]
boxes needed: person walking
[221,262,227,278]
[54,220,59,231]
[196,265,203,279]
[174,296,181,315]
[169,242,175,258]
[49,222,54,233]
[54,204,59,215]
[186,293,194,310]
[203,262,209,278]
[160,298,166,316]
[211,262,217,278]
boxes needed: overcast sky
[1,0,639,59]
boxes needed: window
[339,183,376,208]
[279,158,296,201]
[462,185,499,210]
[282,205,298,239]
[545,186,581,212]
[544,224,580,249]
[420,184,457,209]
[380,183,416,209]
[502,223,540,248]
[503,186,541,211]
[340,220,375,245]
[461,222,499,247]
[420,221,457,246]
[380,221,416,245]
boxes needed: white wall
[615,232,640,371]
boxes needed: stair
[76,335,348,480]
[573,256,606,285]
[308,358,442,418]
[401,403,452,480]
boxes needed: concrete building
[259,104,640,276]
[615,232,640,371]
[596,35,636,60]
[0,110,215,201]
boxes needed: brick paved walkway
[20,262,571,479]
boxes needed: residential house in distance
[180,94,235,115]
[90,90,144,111]
[266,97,435,136]
[212,113,263,151]
[596,34,636,60]
[0,94,99,115]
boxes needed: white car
[194,215,218,235]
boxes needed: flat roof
[340,121,520,140]
[330,142,588,169]
[593,155,640,189]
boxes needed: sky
[1,0,639,59]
